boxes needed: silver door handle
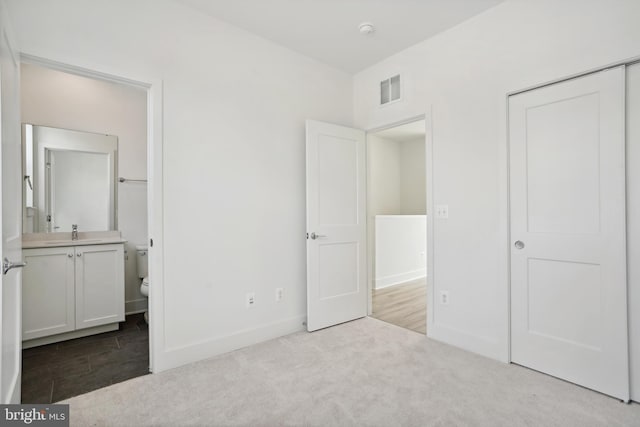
[3,257,26,275]
[310,232,327,240]
[514,240,525,250]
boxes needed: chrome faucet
[72,224,78,241]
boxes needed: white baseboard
[375,269,426,289]
[153,315,306,373]
[125,298,148,315]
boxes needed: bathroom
[19,61,150,403]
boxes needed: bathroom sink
[41,240,73,245]
[22,232,126,249]
[43,238,103,245]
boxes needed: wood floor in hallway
[371,277,427,334]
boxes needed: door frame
[18,54,164,373]
[504,55,640,367]
[364,112,435,336]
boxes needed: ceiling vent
[380,74,401,105]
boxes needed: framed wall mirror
[23,124,118,233]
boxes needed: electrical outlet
[436,205,449,219]
[246,292,256,308]
[440,290,450,305]
[275,288,284,302]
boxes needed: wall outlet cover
[436,205,449,219]
[246,292,256,308]
[440,290,450,305]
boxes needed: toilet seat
[140,277,149,296]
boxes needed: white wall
[4,0,353,371]
[375,215,426,289]
[399,138,426,214]
[21,63,149,314]
[367,134,401,216]
[627,62,640,402]
[354,0,640,366]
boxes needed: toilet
[136,246,149,323]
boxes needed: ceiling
[373,119,425,142]
[176,0,505,73]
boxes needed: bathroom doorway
[367,118,428,334]
[18,59,154,403]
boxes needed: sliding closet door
[509,67,628,401]
[627,63,640,403]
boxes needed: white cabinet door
[75,244,124,330]
[22,248,75,340]
[509,67,628,400]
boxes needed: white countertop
[22,231,127,249]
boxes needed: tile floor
[21,313,149,403]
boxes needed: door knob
[3,257,26,275]
[514,240,525,250]
[310,232,327,240]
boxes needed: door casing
[364,113,435,337]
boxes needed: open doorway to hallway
[367,119,427,334]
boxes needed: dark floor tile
[21,378,53,404]
[55,336,119,359]
[51,370,112,402]
[58,332,118,349]
[136,317,148,331]
[90,343,148,369]
[117,331,148,347]
[48,355,91,379]
[22,353,51,372]
[22,343,58,359]
[120,315,142,331]
[21,361,51,383]
[23,314,149,403]
[98,358,150,385]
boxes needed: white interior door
[306,120,366,331]
[0,19,24,403]
[509,67,628,400]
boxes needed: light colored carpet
[63,317,640,426]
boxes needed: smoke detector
[359,22,375,35]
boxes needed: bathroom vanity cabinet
[22,242,125,346]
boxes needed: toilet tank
[136,245,149,279]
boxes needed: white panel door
[75,244,125,330]
[0,16,23,404]
[509,67,628,400]
[306,120,366,331]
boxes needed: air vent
[380,74,401,105]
